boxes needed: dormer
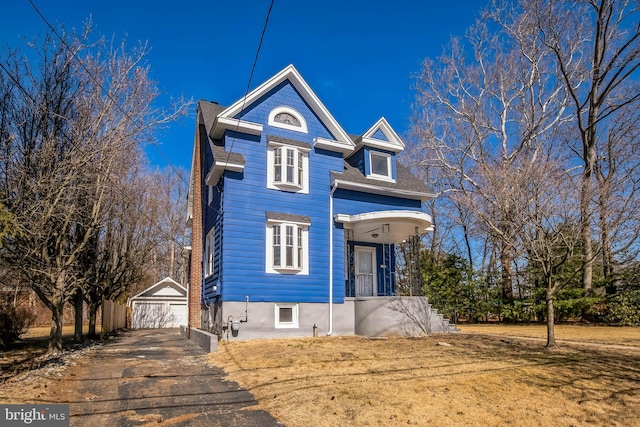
[349,118,404,182]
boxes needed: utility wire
[29,0,190,187]
[222,0,275,168]
[28,0,275,219]
[0,56,188,250]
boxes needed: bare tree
[496,151,582,346]
[145,167,189,283]
[592,104,640,287]
[0,24,189,353]
[529,0,640,293]
[411,9,570,308]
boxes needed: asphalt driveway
[66,328,282,426]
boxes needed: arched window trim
[268,106,308,133]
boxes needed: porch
[335,210,432,298]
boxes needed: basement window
[275,303,299,328]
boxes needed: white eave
[210,65,355,154]
[332,178,435,202]
[210,117,263,140]
[205,160,245,186]
[354,117,405,154]
[314,137,354,155]
[335,210,433,244]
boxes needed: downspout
[327,182,338,335]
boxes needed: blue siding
[202,77,425,306]
[203,178,223,303]
[238,80,336,142]
[213,83,346,304]
[347,147,366,175]
[334,188,423,214]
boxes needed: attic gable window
[268,107,308,133]
[275,112,300,127]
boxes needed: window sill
[275,323,299,329]
[272,182,304,191]
[367,174,396,183]
[272,267,304,274]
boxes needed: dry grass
[209,326,640,427]
[458,324,640,347]
[22,325,100,339]
[1,325,100,381]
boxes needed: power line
[27,0,275,220]
[0,51,188,249]
[28,0,190,187]
[223,0,275,168]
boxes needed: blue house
[186,65,455,340]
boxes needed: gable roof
[209,65,355,154]
[197,100,247,186]
[130,277,187,301]
[353,117,405,154]
[331,162,435,202]
[187,101,244,222]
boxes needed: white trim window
[368,151,394,181]
[267,142,309,193]
[265,215,309,275]
[204,228,215,277]
[275,303,299,328]
[268,106,308,133]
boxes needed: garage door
[132,302,187,328]
[169,303,187,327]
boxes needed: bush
[605,290,640,326]
[0,305,36,346]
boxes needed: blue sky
[2,0,487,172]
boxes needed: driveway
[65,328,282,426]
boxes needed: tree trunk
[170,241,175,279]
[73,289,83,343]
[48,302,65,354]
[545,288,556,348]
[599,199,614,282]
[581,170,594,294]
[87,300,99,339]
[500,242,513,302]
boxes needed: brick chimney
[188,117,205,330]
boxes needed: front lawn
[209,326,640,426]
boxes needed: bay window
[266,212,310,274]
[267,139,310,193]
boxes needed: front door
[355,246,377,296]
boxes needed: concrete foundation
[200,296,455,341]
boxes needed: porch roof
[334,210,433,244]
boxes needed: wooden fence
[101,299,127,338]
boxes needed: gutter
[327,181,338,336]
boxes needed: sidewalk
[65,329,282,426]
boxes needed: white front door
[355,246,377,296]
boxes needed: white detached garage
[130,277,187,328]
